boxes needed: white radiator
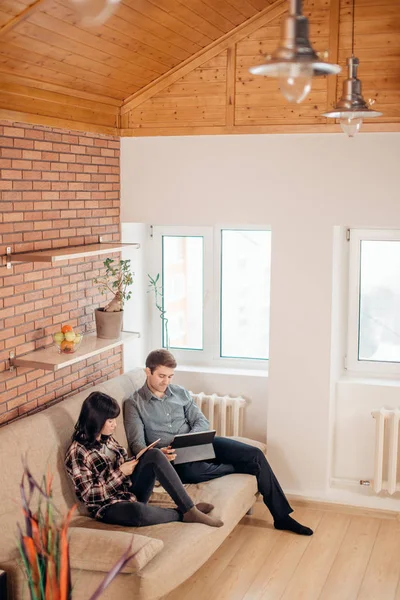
[189,391,247,437]
[372,408,400,494]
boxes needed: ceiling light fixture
[249,0,341,104]
[322,0,382,137]
[70,0,121,26]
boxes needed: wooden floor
[163,500,400,600]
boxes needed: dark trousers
[102,448,194,527]
[174,437,292,521]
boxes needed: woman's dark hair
[73,391,120,447]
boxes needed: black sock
[274,515,313,536]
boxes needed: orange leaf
[59,504,76,600]
[62,504,77,533]
[59,529,69,600]
[22,536,40,592]
[45,556,60,600]
[30,517,42,552]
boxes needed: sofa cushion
[69,528,164,574]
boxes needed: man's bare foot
[183,506,223,527]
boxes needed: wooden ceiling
[0,0,399,135]
[0,0,273,100]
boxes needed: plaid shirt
[65,435,136,519]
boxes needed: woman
[65,391,223,528]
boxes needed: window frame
[347,228,400,376]
[150,225,271,371]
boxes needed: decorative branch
[18,462,138,600]
[147,273,169,349]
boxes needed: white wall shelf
[10,332,140,372]
[4,242,139,267]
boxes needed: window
[220,230,270,360]
[162,235,203,350]
[150,226,271,369]
[347,229,400,375]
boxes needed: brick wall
[0,121,123,426]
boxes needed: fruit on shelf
[53,325,83,354]
[60,340,74,352]
[64,331,76,342]
[53,332,64,345]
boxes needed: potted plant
[94,258,134,339]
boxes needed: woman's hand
[119,459,139,476]
[161,446,177,462]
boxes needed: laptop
[171,430,216,465]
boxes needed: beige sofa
[0,369,266,600]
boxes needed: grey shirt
[124,383,210,456]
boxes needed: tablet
[171,430,216,464]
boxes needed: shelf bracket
[6,247,12,269]
[1,247,13,269]
[8,350,15,372]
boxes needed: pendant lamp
[249,0,341,104]
[322,0,382,136]
[69,0,120,26]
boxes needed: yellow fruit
[54,332,64,345]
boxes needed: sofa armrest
[69,527,164,574]
[226,436,267,455]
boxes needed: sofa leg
[246,506,254,516]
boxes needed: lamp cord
[351,0,355,56]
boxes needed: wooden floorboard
[163,501,400,600]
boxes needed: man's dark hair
[73,391,120,447]
[146,349,177,373]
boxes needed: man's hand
[120,459,139,476]
[161,446,177,462]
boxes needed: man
[124,349,313,536]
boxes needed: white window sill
[339,374,400,387]
[175,365,268,378]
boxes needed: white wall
[121,133,400,510]
[121,223,149,369]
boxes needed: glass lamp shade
[278,63,313,104]
[339,114,363,137]
[69,0,120,25]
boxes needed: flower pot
[95,308,123,339]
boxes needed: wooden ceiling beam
[0,107,119,135]
[120,122,400,137]
[0,0,47,38]
[121,0,288,114]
